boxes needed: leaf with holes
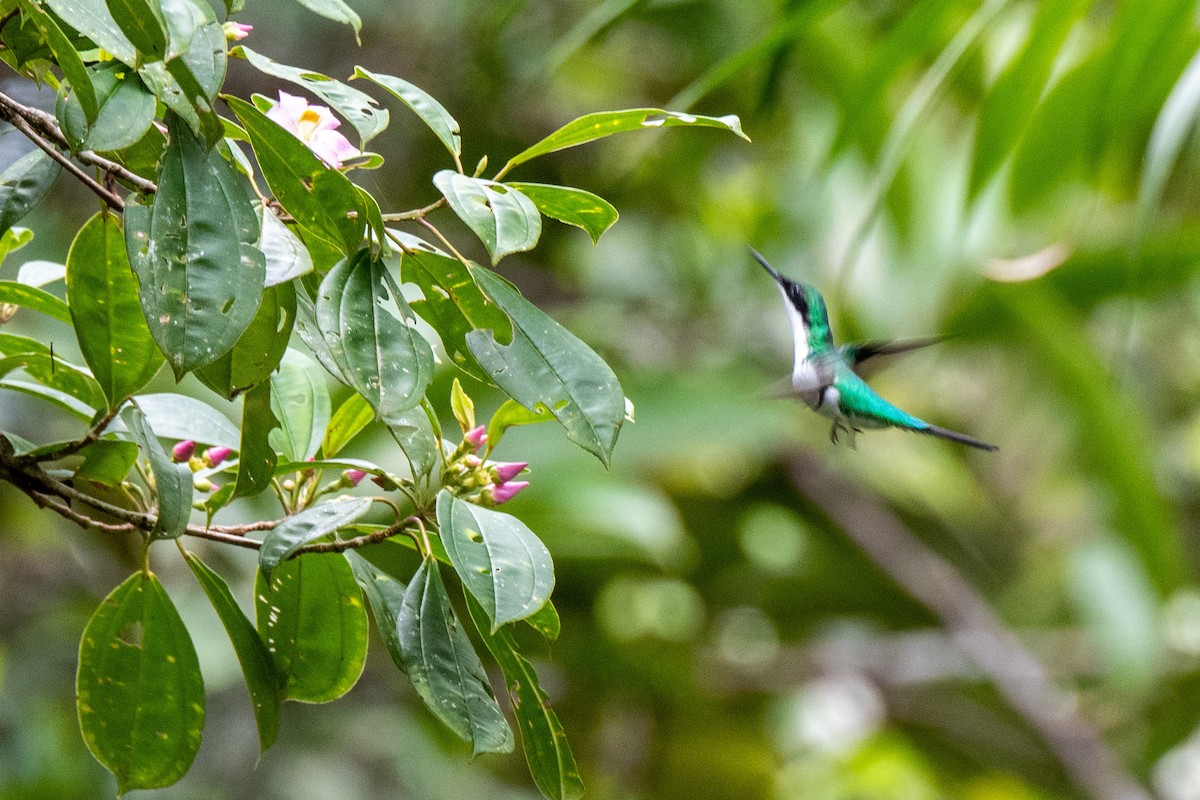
[433,171,541,264]
[76,571,204,793]
[352,67,459,157]
[196,282,295,399]
[437,491,553,631]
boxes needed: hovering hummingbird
[752,248,997,451]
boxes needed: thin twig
[21,400,127,464]
[787,453,1152,800]
[2,109,124,208]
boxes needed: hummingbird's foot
[830,423,841,444]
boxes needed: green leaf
[525,600,560,642]
[485,398,554,454]
[44,0,137,64]
[269,348,330,463]
[1140,43,1200,218]
[0,227,35,264]
[468,268,625,467]
[322,391,373,457]
[74,439,139,485]
[58,64,156,152]
[184,551,280,753]
[66,211,164,407]
[77,572,204,794]
[508,182,618,245]
[254,554,368,703]
[968,0,1089,198]
[17,0,100,121]
[227,95,365,254]
[259,496,372,574]
[396,232,510,381]
[104,0,167,60]
[344,551,407,672]
[139,58,222,148]
[125,113,265,378]
[437,491,554,631]
[0,280,71,324]
[0,379,94,419]
[196,282,295,399]
[316,249,435,421]
[397,557,514,754]
[0,150,60,238]
[465,596,583,800]
[231,380,279,500]
[0,351,105,411]
[434,171,541,265]
[120,403,192,538]
[120,392,240,449]
[289,0,360,39]
[259,206,313,287]
[351,66,460,157]
[504,108,748,171]
[386,404,440,479]
[234,47,387,146]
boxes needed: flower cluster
[444,425,530,506]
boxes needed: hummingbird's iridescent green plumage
[752,248,997,451]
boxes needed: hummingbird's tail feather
[919,424,998,451]
[748,246,783,282]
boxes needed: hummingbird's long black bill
[920,424,998,452]
[749,247,784,283]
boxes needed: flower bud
[464,425,487,451]
[172,440,196,462]
[203,446,232,467]
[491,461,527,484]
[193,476,213,492]
[343,468,366,487]
[223,21,252,40]
[491,480,529,504]
[463,454,482,468]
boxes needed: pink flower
[203,446,232,468]
[265,91,360,168]
[492,461,527,483]
[463,425,487,451]
[172,440,196,462]
[343,468,366,487]
[491,481,529,504]
[223,21,252,40]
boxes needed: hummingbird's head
[749,247,810,316]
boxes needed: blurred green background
[5,0,1200,797]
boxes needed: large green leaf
[125,113,265,378]
[44,0,138,65]
[259,206,313,287]
[468,268,625,467]
[0,150,60,237]
[66,211,163,406]
[77,572,204,794]
[258,496,372,574]
[465,596,583,800]
[0,280,71,323]
[0,351,105,412]
[57,65,156,153]
[231,380,279,500]
[184,552,280,753]
[196,282,295,399]
[315,249,435,421]
[120,403,192,539]
[397,557,514,754]
[17,0,99,122]
[344,551,407,672]
[437,491,554,631]
[352,67,460,157]
[508,182,618,245]
[269,348,330,463]
[386,404,440,480]
[254,554,368,703]
[234,47,387,146]
[322,391,373,457]
[227,96,365,254]
[396,232,510,381]
[119,392,240,449]
[74,439,139,485]
[502,108,748,171]
[104,0,167,60]
[433,171,541,265]
[0,379,94,419]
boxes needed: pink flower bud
[492,461,527,484]
[464,425,487,451]
[371,475,388,488]
[223,21,252,40]
[203,446,232,467]
[491,480,529,504]
[463,454,482,468]
[172,440,196,462]
[343,468,366,487]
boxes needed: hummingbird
[752,248,997,451]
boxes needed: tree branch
[787,453,1152,800]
